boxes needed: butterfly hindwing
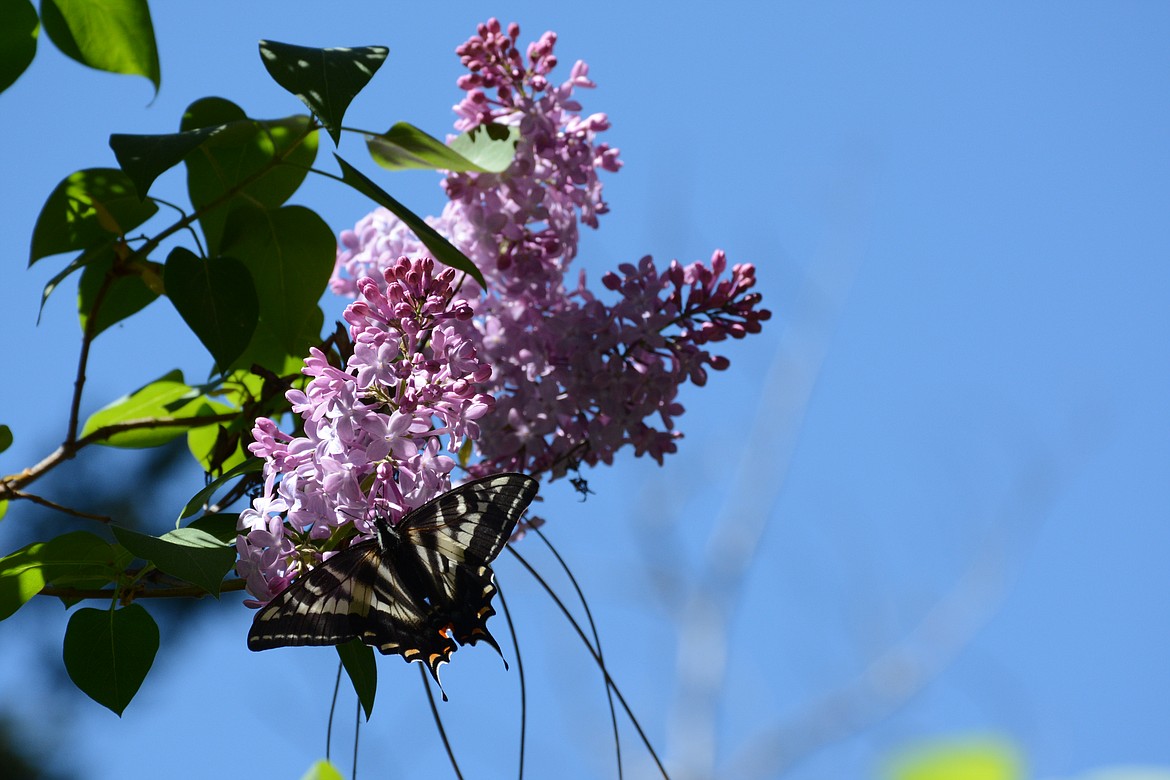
[247,473,539,689]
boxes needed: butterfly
[247,472,539,693]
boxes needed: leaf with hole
[258,40,388,146]
[448,123,519,174]
[367,122,503,172]
[63,605,159,716]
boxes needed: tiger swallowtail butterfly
[247,473,539,692]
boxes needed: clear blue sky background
[1,3,1167,779]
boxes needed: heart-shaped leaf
[63,605,159,715]
[30,168,157,266]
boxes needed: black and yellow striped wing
[247,473,539,687]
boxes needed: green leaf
[0,424,12,454]
[333,153,485,288]
[79,370,213,447]
[367,122,502,173]
[30,168,157,266]
[336,639,377,720]
[40,0,159,94]
[220,204,334,356]
[0,501,8,522]
[258,40,387,146]
[109,124,223,198]
[183,396,238,473]
[887,737,1021,780]
[180,98,318,254]
[176,458,262,523]
[0,0,38,94]
[447,123,520,174]
[111,526,235,597]
[164,247,258,372]
[63,604,159,715]
[301,760,345,780]
[77,245,159,337]
[185,513,240,545]
[0,531,115,621]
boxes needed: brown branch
[2,489,112,523]
[39,577,248,602]
[2,412,239,493]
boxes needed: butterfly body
[247,473,539,687]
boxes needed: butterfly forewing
[400,472,539,567]
[247,473,539,688]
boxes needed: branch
[2,412,239,493]
[39,577,248,602]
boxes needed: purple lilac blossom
[237,257,494,602]
[329,19,771,481]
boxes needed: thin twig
[496,581,526,780]
[39,577,248,601]
[531,526,623,779]
[2,489,112,523]
[327,662,343,762]
[420,665,464,780]
[507,547,671,780]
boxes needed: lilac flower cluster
[237,257,493,602]
[329,19,767,481]
[330,19,771,482]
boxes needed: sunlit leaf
[301,760,344,780]
[63,604,159,716]
[367,122,503,172]
[79,370,214,448]
[887,737,1021,780]
[258,40,387,146]
[447,122,519,173]
[40,0,160,93]
[0,531,116,621]
[30,168,157,266]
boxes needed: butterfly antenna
[507,546,672,780]
[496,581,527,780]
[420,664,464,780]
[531,526,623,780]
[326,661,343,762]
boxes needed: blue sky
[1,2,1167,778]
